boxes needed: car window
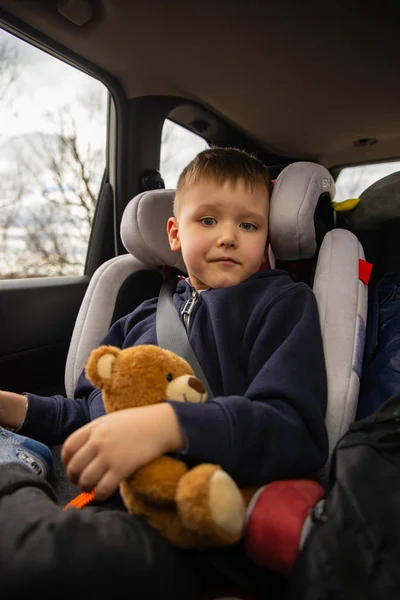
[0,28,108,279]
[335,161,400,203]
[160,119,209,189]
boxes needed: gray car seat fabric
[65,255,156,399]
[121,189,186,272]
[65,162,368,467]
[313,229,367,464]
[270,162,336,260]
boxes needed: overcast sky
[0,28,106,140]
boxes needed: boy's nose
[217,227,238,248]
[217,236,237,248]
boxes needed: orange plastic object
[64,489,96,510]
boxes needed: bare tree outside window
[0,38,22,103]
[0,100,107,278]
[0,29,107,279]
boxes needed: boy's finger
[78,457,108,492]
[61,423,93,465]
[94,470,120,502]
[66,442,98,485]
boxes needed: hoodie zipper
[181,287,199,331]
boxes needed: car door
[0,27,116,396]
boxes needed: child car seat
[65,161,368,467]
[63,162,368,595]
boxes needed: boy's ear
[167,217,181,252]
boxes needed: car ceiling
[1,0,399,169]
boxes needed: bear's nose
[188,377,206,394]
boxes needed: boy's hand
[0,391,28,430]
[61,403,185,501]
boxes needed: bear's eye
[166,373,173,382]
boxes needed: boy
[0,148,328,596]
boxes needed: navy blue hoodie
[21,270,328,487]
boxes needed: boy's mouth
[210,256,240,265]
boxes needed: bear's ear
[85,345,120,389]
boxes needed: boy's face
[167,178,269,290]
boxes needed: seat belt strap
[156,271,214,400]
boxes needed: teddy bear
[66,343,326,568]
[82,343,258,549]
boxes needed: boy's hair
[174,147,272,215]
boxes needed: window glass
[0,28,108,279]
[160,120,209,189]
[335,161,400,203]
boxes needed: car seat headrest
[121,189,187,273]
[121,162,335,267]
[269,162,335,261]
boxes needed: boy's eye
[240,222,257,231]
[200,217,217,226]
